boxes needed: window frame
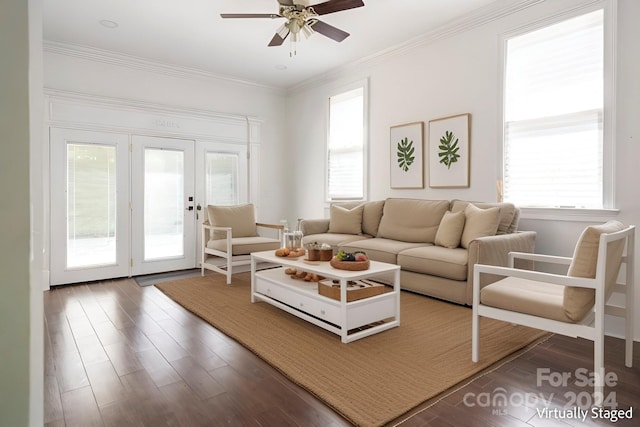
[498,0,617,214]
[325,78,369,202]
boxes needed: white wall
[43,48,290,225]
[287,0,640,338]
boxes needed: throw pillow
[207,204,257,240]
[460,204,500,249]
[435,210,466,249]
[328,204,364,235]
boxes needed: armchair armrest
[203,221,284,242]
[201,220,232,244]
[257,222,285,240]
[256,222,284,230]
[507,252,572,268]
[202,220,232,232]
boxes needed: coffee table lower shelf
[250,253,401,343]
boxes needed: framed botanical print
[390,122,424,189]
[428,113,470,188]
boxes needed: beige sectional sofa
[300,198,536,305]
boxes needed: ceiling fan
[221,0,365,54]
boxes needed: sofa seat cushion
[480,277,571,323]
[207,237,280,256]
[340,238,427,265]
[377,198,450,243]
[303,233,371,248]
[398,246,468,281]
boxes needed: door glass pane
[67,144,117,268]
[205,152,239,205]
[144,148,184,260]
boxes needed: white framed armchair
[472,220,635,399]
[201,204,283,284]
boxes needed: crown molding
[44,88,263,124]
[43,40,285,95]
[287,0,545,94]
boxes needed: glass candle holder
[285,231,303,250]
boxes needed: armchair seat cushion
[480,277,571,323]
[207,237,280,256]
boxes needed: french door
[50,129,131,284]
[130,135,196,276]
[194,141,249,253]
[50,129,196,284]
[49,129,251,285]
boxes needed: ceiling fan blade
[310,0,364,16]
[309,19,350,42]
[220,13,281,19]
[268,31,289,47]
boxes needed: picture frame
[428,113,470,188]
[390,121,424,189]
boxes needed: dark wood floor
[44,276,640,427]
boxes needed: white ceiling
[43,0,503,89]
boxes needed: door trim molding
[45,89,263,143]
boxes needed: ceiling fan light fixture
[221,0,365,53]
[300,22,315,39]
[276,23,289,39]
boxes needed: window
[503,9,610,209]
[327,84,366,200]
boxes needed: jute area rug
[156,272,547,426]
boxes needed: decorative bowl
[329,257,370,271]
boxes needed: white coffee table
[250,250,401,343]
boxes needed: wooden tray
[318,279,387,302]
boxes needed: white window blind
[328,87,365,200]
[503,10,604,208]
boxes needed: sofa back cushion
[328,204,363,235]
[451,200,519,234]
[207,204,257,240]
[377,198,449,243]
